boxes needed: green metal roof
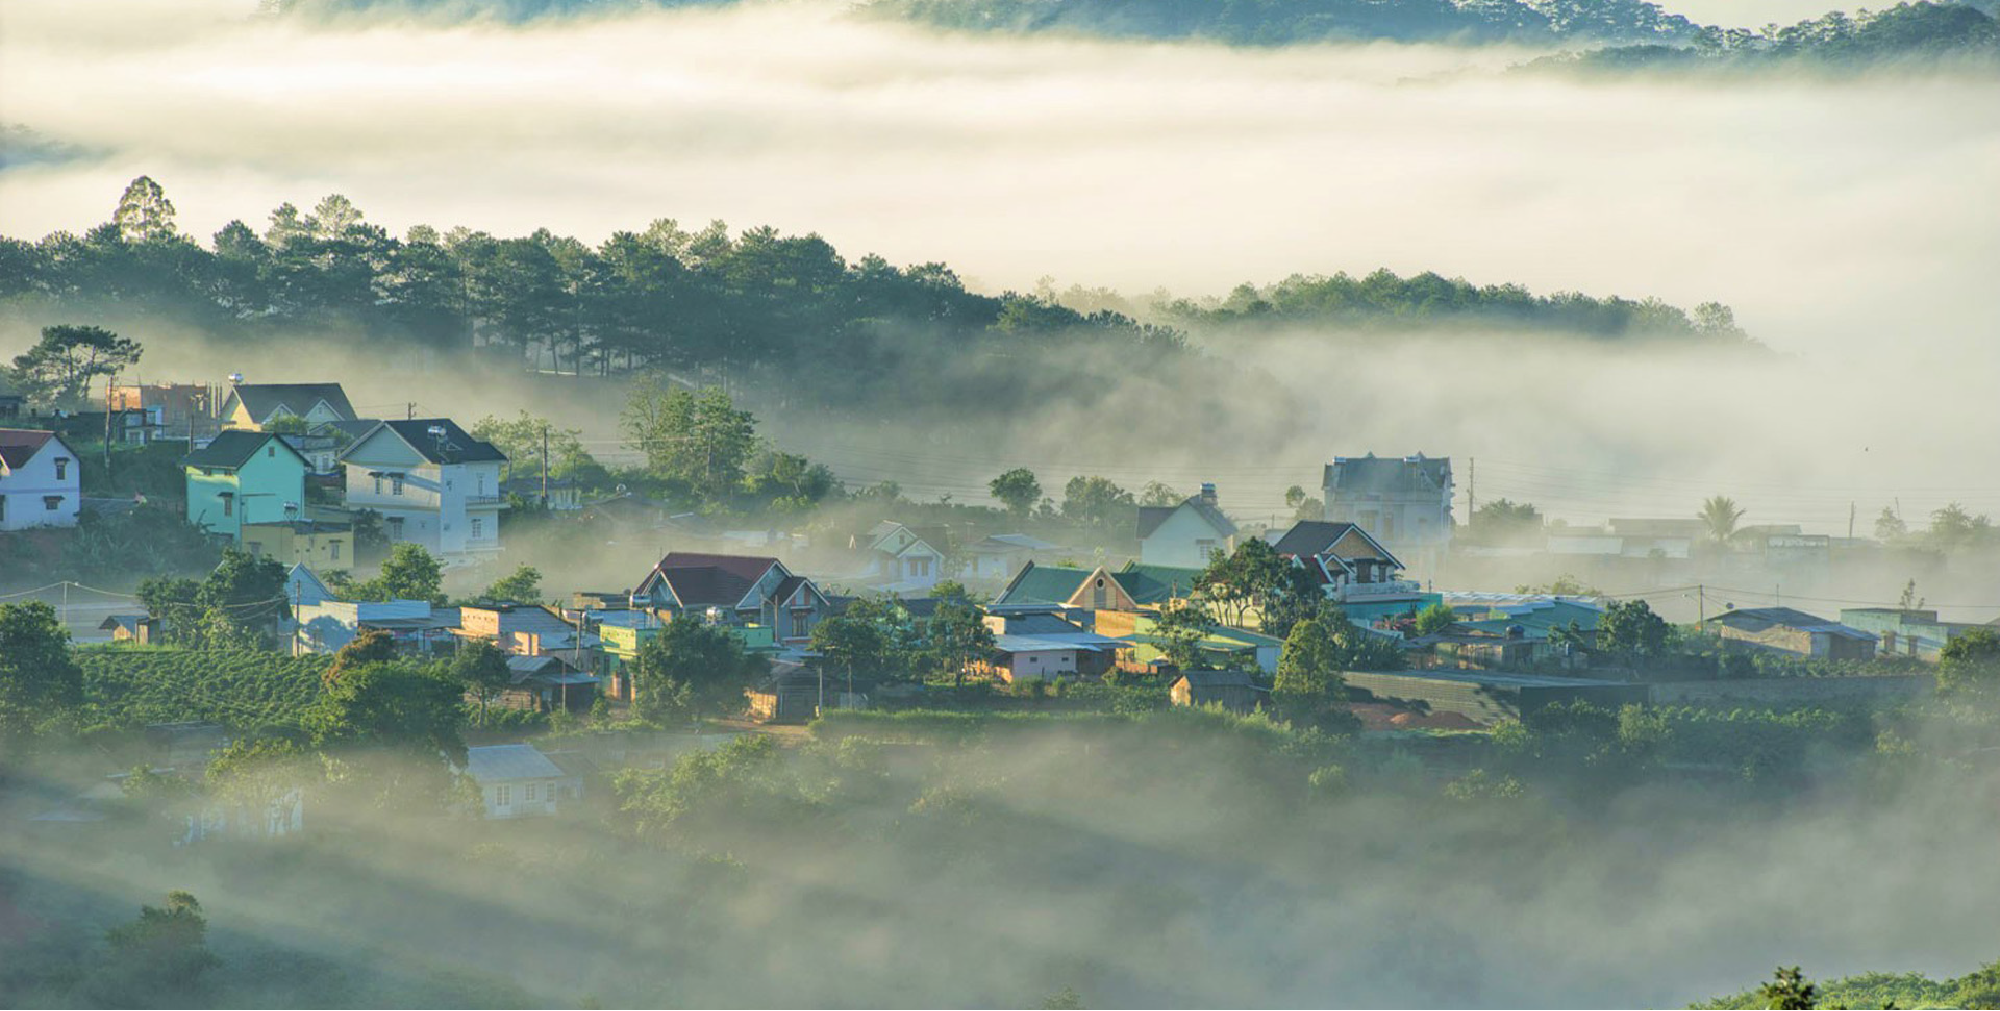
[997,564,1094,605]
[1113,563,1204,605]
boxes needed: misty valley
[4,0,2000,1009]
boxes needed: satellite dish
[227,373,244,384]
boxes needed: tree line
[1523,1,2000,73]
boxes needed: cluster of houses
[15,378,2000,739]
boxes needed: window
[266,446,274,457]
[791,610,809,639]
[53,457,68,480]
[372,474,383,495]
[471,518,483,539]
[330,541,341,561]
[909,556,931,578]
[494,784,511,806]
[1195,539,1216,557]
[523,783,538,802]
[221,494,234,517]
[44,495,63,511]
[391,474,404,496]
[386,516,404,540]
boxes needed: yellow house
[218,382,357,431]
[242,519,354,570]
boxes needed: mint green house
[181,430,311,541]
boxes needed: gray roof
[371,419,507,465]
[1271,520,1363,558]
[1713,607,1877,641]
[1324,453,1451,497]
[229,383,356,422]
[464,744,565,783]
[1138,496,1237,541]
[181,429,308,471]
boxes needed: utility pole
[1848,502,1856,541]
[103,374,115,472]
[1468,457,1476,524]
[541,423,550,508]
[1697,584,1705,627]
[405,402,416,421]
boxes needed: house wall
[0,437,80,531]
[1004,648,1077,681]
[1141,506,1231,569]
[482,777,560,819]
[344,433,503,562]
[1324,487,1453,575]
[185,444,306,540]
[242,525,353,569]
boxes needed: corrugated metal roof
[464,744,564,783]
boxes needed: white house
[464,744,581,820]
[338,418,506,566]
[0,429,81,530]
[1322,454,1454,576]
[851,520,948,593]
[964,533,1063,582]
[1137,482,1237,568]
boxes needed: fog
[4,0,1998,605]
[4,716,1998,1008]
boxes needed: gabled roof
[287,564,332,607]
[636,552,784,609]
[0,429,59,470]
[996,564,1095,606]
[1713,607,1877,641]
[1137,497,1236,541]
[228,383,356,422]
[1325,453,1451,497]
[464,744,565,783]
[1112,563,1205,605]
[180,429,310,471]
[347,419,506,465]
[1271,520,1357,557]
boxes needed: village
[5,372,1994,832]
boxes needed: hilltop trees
[7,324,142,408]
[1060,475,1135,529]
[112,177,180,245]
[622,381,759,504]
[989,468,1043,518]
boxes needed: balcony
[1333,579,1423,601]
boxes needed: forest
[0,179,1754,427]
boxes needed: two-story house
[631,552,830,646]
[1137,482,1237,568]
[1270,519,1438,623]
[338,419,507,566]
[181,430,311,540]
[218,382,357,431]
[0,429,81,530]
[849,521,948,593]
[1322,453,1454,576]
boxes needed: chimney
[1198,482,1218,507]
